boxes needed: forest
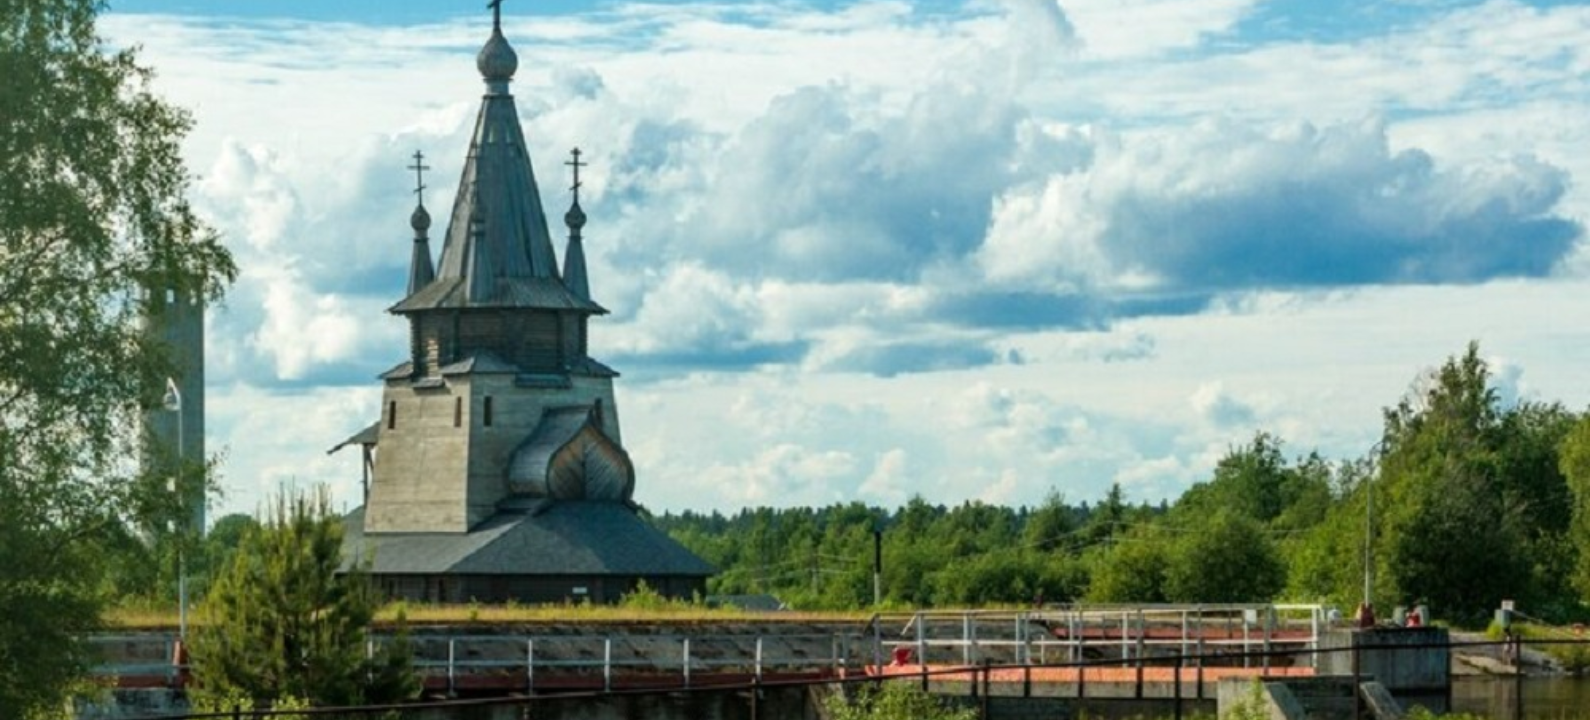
[654,343,1590,626]
[99,342,1590,629]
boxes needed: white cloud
[92,0,1590,519]
[1061,0,1257,60]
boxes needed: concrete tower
[143,283,206,535]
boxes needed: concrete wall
[1319,628,1449,694]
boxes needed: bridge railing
[87,630,874,691]
[866,603,1327,671]
[87,604,1327,690]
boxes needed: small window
[453,397,462,428]
[483,396,494,427]
[387,400,397,430]
[166,288,176,303]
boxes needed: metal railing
[867,603,1326,670]
[89,604,1325,691]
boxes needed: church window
[484,396,494,427]
[387,400,397,429]
[453,396,462,428]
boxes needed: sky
[99,0,1590,521]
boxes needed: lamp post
[162,377,187,642]
[1361,439,1387,626]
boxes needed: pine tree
[189,489,416,710]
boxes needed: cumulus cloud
[1190,382,1258,428]
[98,0,1590,517]
[978,119,1581,294]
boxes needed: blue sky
[100,0,1590,519]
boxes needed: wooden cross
[407,150,430,203]
[488,0,504,30]
[565,147,586,200]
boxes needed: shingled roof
[342,502,715,577]
[391,19,604,315]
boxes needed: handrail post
[1180,610,1189,664]
[917,612,928,668]
[756,636,765,684]
[873,616,884,673]
[447,638,456,696]
[1121,612,1130,667]
[604,637,612,693]
[527,638,535,694]
[1174,651,1184,720]
[981,659,991,719]
[1263,606,1273,672]
[1514,636,1524,720]
[963,613,972,665]
[1242,610,1251,668]
[684,637,692,688]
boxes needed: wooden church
[336,7,713,604]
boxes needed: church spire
[406,150,436,296]
[563,147,590,302]
[393,3,602,315]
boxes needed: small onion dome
[564,200,586,232]
[477,28,518,83]
[410,203,432,235]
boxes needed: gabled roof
[342,503,715,577]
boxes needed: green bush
[825,682,976,720]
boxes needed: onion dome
[410,203,432,236]
[477,28,518,86]
[564,200,586,232]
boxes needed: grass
[1486,620,1590,674]
[105,601,871,629]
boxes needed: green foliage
[824,682,977,720]
[1403,708,1488,720]
[1087,528,1170,603]
[1560,414,1590,602]
[188,489,417,710]
[1221,680,1270,720]
[1164,512,1285,603]
[659,343,1590,626]
[619,580,701,611]
[1377,344,1538,623]
[0,0,235,715]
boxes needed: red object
[1406,608,1422,627]
[891,647,914,666]
[171,638,191,687]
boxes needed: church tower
[342,5,710,603]
[365,7,625,534]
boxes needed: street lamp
[162,377,187,642]
[1361,439,1387,627]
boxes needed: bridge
[91,603,1327,699]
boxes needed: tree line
[658,343,1590,627]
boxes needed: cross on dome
[407,150,430,205]
[488,0,504,30]
[565,147,586,201]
